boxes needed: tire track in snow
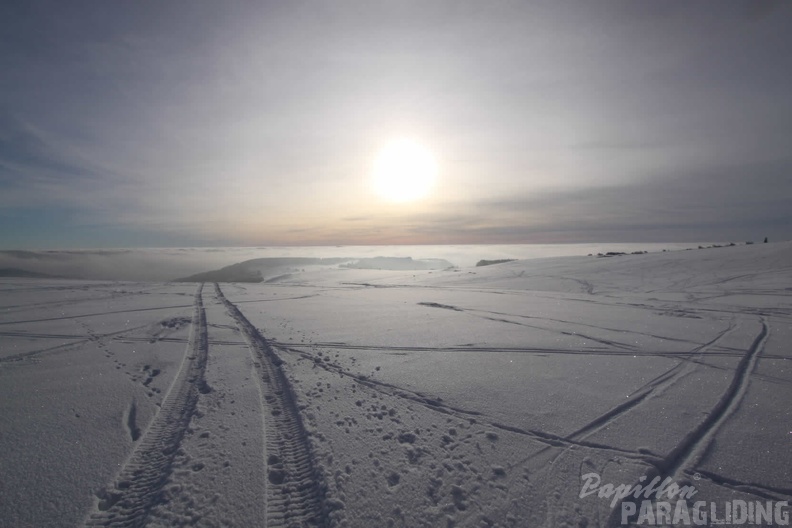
[85,284,210,527]
[214,283,328,528]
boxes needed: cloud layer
[1,0,791,248]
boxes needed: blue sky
[1,0,791,248]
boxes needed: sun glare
[371,139,438,203]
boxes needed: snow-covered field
[1,242,790,527]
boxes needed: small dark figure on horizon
[764,237,768,243]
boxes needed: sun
[371,139,438,203]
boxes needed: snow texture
[1,242,790,527]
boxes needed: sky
[1,0,791,249]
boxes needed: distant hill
[174,257,352,283]
[475,259,517,267]
[175,256,457,283]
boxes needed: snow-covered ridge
[1,241,790,526]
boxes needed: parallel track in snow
[608,316,776,527]
[85,283,210,527]
[660,317,769,478]
[214,283,327,528]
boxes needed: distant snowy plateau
[1,242,791,527]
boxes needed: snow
[1,242,790,527]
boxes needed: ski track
[660,317,769,478]
[277,343,653,465]
[273,341,786,362]
[85,284,210,527]
[214,283,329,528]
[608,316,776,527]
[467,307,701,346]
[417,300,640,351]
[515,319,743,494]
[0,284,172,314]
[0,303,195,326]
[0,324,152,364]
[694,469,792,502]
